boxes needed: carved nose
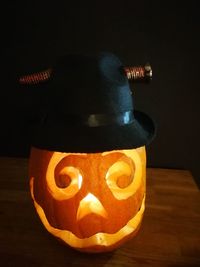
[76,193,108,221]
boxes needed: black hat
[30,52,156,153]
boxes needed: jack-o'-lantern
[24,52,155,253]
[29,146,146,252]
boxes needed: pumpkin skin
[29,146,146,253]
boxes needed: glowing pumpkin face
[29,146,146,253]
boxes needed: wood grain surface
[0,157,200,267]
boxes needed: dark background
[1,1,200,185]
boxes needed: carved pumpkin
[29,146,146,253]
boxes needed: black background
[1,1,200,185]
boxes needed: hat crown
[48,52,133,116]
[30,52,155,153]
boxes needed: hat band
[82,111,134,127]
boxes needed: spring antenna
[18,63,152,85]
[19,68,52,85]
[124,63,152,82]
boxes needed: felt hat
[30,52,156,153]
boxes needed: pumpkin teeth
[30,176,145,250]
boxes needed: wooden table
[0,157,200,267]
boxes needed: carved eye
[106,158,140,200]
[108,161,134,188]
[116,162,135,189]
[106,161,135,200]
[46,153,83,200]
[55,166,82,189]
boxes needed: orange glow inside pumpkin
[29,146,146,252]
[77,193,108,220]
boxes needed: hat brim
[30,110,156,153]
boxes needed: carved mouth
[30,177,145,250]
